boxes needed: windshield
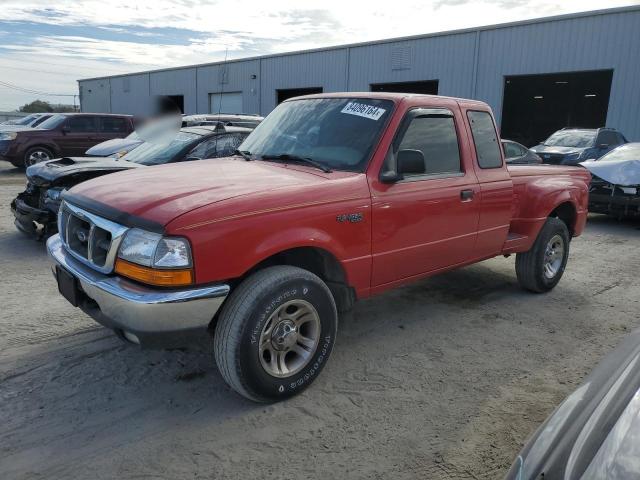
[14,114,38,125]
[599,144,640,162]
[544,130,596,148]
[37,114,66,130]
[239,98,394,172]
[121,131,200,165]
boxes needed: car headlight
[45,187,65,201]
[0,132,17,141]
[108,150,127,159]
[115,228,193,286]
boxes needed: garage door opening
[277,87,323,104]
[156,95,184,114]
[501,70,613,147]
[370,80,438,95]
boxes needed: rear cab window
[467,111,502,169]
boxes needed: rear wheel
[214,266,338,402]
[516,217,570,293]
[23,147,53,168]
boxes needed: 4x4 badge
[336,213,363,223]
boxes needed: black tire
[516,217,570,293]
[214,266,338,402]
[23,146,54,168]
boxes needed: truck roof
[282,91,489,107]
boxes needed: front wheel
[214,266,338,402]
[515,217,570,293]
[23,146,53,168]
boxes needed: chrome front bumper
[47,234,230,348]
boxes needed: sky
[0,0,638,110]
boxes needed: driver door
[370,107,480,287]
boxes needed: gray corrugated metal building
[78,5,640,146]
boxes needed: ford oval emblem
[76,230,88,243]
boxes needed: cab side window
[503,142,521,159]
[395,114,461,177]
[467,111,502,168]
[65,116,97,133]
[597,130,620,147]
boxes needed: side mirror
[398,149,425,175]
[61,126,71,134]
[379,149,426,183]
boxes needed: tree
[19,100,77,113]
[19,100,54,113]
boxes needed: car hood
[580,159,640,187]
[65,157,350,227]
[531,145,586,155]
[0,125,35,132]
[506,329,640,480]
[27,157,142,185]
[85,138,143,156]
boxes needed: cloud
[0,0,638,109]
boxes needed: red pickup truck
[47,93,590,402]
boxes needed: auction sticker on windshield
[341,102,386,120]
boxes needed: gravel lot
[1,163,639,480]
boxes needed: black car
[506,328,640,479]
[11,125,251,238]
[502,139,542,164]
[530,127,628,165]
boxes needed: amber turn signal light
[115,258,194,287]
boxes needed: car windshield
[599,144,640,162]
[239,97,394,172]
[544,130,596,148]
[36,114,66,130]
[14,114,38,125]
[121,131,201,165]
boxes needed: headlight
[45,187,65,201]
[563,152,581,162]
[116,228,193,286]
[0,132,17,141]
[108,150,127,159]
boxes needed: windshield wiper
[260,154,332,173]
[234,149,253,161]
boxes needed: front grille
[58,201,129,273]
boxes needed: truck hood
[0,125,36,132]
[580,159,640,187]
[85,138,143,156]
[27,157,142,185]
[65,157,348,227]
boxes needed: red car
[47,93,590,402]
[0,113,135,168]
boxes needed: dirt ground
[1,163,639,480]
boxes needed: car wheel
[515,217,570,293]
[24,147,53,168]
[214,265,338,402]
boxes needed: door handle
[460,189,474,201]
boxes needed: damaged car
[581,143,640,219]
[11,124,252,238]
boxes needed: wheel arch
[548,201,577,236]
[243,246,355,313]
